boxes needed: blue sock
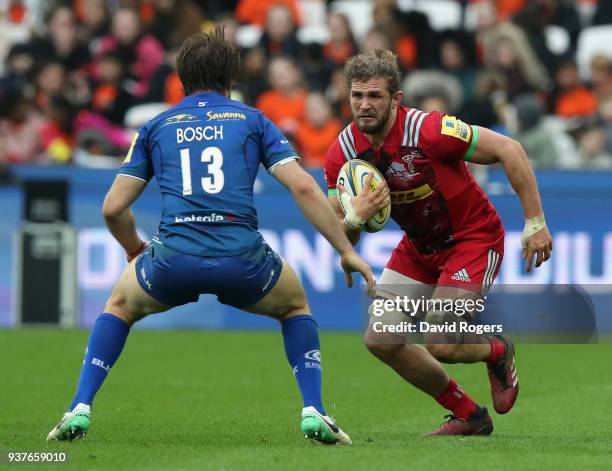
[281,315,326,415]
[69,313,130,411]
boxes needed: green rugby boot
[301,406,352,445]
[47,403,91,441]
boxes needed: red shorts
[386,234,504,295]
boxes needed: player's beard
[356,101,392,135]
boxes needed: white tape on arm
[339,191,366,230]
[520,215,547,248]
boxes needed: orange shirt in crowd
[395,35,417,70]
[470,0,526,21]
[555,87,599,118]
[256,89,307,134]
[295,118,342,167]
[323,41,355,66]
[495,0,525,20]
[92,84,119,111]
[236,0,301,26]
[164,71,184,105]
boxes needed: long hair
[176,27,241,95]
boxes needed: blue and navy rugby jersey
[119,92,298,256]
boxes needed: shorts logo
[305,349,321,362]
[262,269,275,292]
[441,115,471,142]
[140,267,152,290]
[451,268,471,282]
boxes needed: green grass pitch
[1,329,611,470]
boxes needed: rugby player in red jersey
[325,50,553,436]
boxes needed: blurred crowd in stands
[0,0,611,177]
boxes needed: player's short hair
[343,49,401,95]
[176,27,240,96]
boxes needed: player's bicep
[103,174,148,217]
[271,159,318,195]
[270,159,301,187]
[468,126,513,165]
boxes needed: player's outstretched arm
[469,126,553,272]
[102,175,149,261]
[272,161,375,291]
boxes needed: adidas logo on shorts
[451,268,471,282]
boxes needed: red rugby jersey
[325,106,504,254]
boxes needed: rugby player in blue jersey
[47,29,377,445]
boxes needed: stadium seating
[397,0,463,31]
[329,0,373,41]
[545,25,571,56]
[124,103,170,129]
[235,24,263,48]
[297,0,329,44]
[576,25,612,80]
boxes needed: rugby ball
[336,159,391,233]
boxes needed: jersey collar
[178,91,227,108]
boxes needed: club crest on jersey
[163,114,201,126]
[400,148,422,176]
[441,115,471,142]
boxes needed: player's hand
[126,240,150,263]
[340,249,375,295]
[522,226,552,272]
[338,172,391,222]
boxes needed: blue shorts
[135,239,283,308]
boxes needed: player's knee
[363,333,403,362]
[104,291,138,326]
[364,340,401,361]
[425,343,462,364]
[276,291,309,319]
[287,296,309,317]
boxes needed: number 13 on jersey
[180,146,225,195]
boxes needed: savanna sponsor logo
[206,111,247,121]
